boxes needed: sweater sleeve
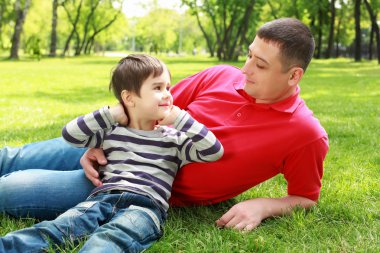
[62,106,115,148]
[173,110,224,167]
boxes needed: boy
[0,54,223,252]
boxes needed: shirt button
[236,113,241,117]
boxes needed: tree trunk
[354,0,361,62]
[0,1,5,49]
[77,0,100,56]
[335,5,344,57]
[10,0,31,59]
[316,9,323,59]
[230,0,256,60]
[364,0,380,64]
[326,0,335,58]
[194,9,215,57]
[266,0,278,19]
[62,0,83,57]
[49,0,58,57]
[292,0,300,19]
[368,25,374,60]
[84,11,119,54]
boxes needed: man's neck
[255,85,297,104]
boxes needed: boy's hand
[158,105,181,126]
[109,103,129,126]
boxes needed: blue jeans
[0,191,165,253]
[0,138,94,219]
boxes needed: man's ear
[121,90,135,108]
[288,67,304,87]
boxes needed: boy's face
[133,70,173,122]
[241,36,297,104]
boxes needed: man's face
[242,36,297,104]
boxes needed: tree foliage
[0,0,379,63]
[182,0,265,60]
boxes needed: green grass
[0,56,379,252]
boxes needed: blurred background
[0,0,379,63]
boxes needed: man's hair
[110,54,168,101]
[257,18,315,72]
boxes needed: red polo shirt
[170,65,328,205]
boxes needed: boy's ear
[121,90,135,108]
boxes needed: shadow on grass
[4,85,113,105]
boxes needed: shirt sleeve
[282,136,329,201]
[173,110,224,166]
[62,106,115,148]
[170,68,211,110]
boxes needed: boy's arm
[62,106,116,148]
[160,106,223,164]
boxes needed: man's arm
[215,195,315,231]
[217,137,328,231]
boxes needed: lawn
[0,56,379,252]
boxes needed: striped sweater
[62,106,223,212]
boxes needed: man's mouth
[245,79,255,85]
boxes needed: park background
[0,0,379,252]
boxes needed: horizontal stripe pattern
[62,107,223,212]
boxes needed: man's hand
[158,105,181,126]
[80,148,107,187]
[215,198,267,232]
[215,196,316,232]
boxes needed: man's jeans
[0,138,94,219]
[0,191,165,253]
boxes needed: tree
[82,4,122,54]
[61,0,123,56]
[363,0,380,63]
[10,0,31,59]
[135,8,179,53]
[62,0,83,56]
[49,0,59,57]
[0,0,10,50]
[354,0,362,61]
[84,0,123,55]
[326,0,336,58]
[182,0,263,61]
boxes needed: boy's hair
[257,18,315,72]
[110,54,168,101]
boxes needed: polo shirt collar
[235,84,302,114]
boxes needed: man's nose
[241,63,251,75]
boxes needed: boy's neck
[128,118,157,131]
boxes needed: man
[80,18,328,231]
[0,18,328,231]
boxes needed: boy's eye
[256,64,264,69]
[154,86,161,90]
[247,54,252,59]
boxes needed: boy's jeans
[0,138,94,219]
[0,191,165,253]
